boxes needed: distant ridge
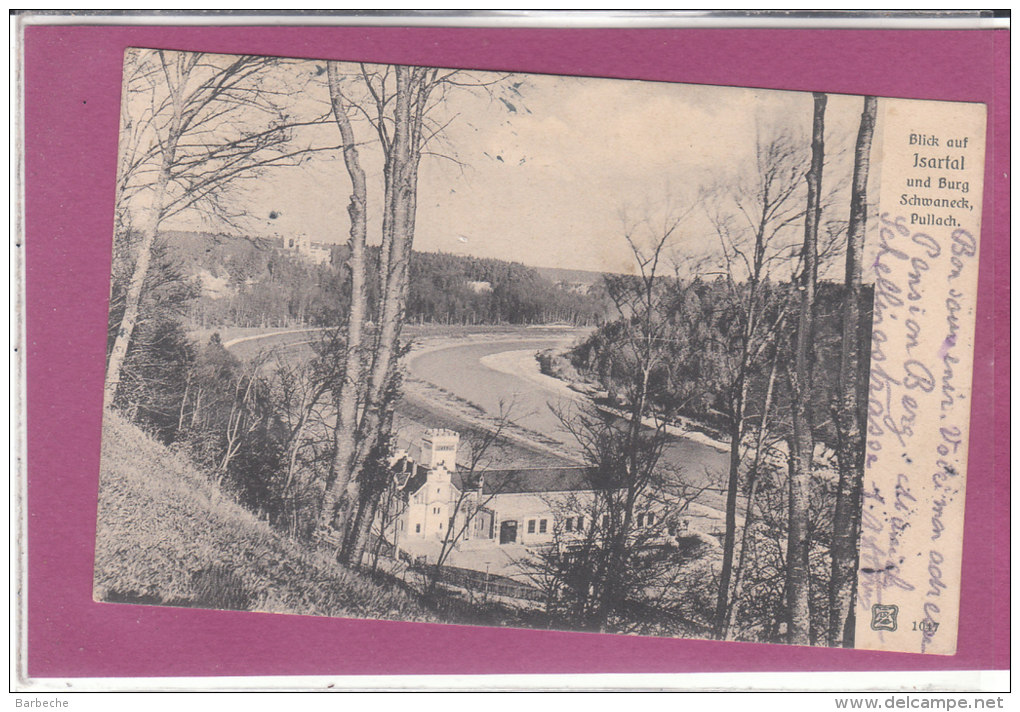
[535,264,615,287]
[160,231,617,284]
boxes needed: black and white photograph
[96,46,930,650]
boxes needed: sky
[158,55,871,276]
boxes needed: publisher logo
[870,603,899,632]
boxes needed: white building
[388,429,722,573]
[279,233,332,265]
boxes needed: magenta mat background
[22,25,1009,678]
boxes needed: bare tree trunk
[283,423,305,499]
[828,95,877,647]
[347,491,381,569]
[715,214,769,639]
[339,67,420,565]
[359,66,415,444]
[218,368,260,480]
[787,91,826,646]
[282,384,325,500]
[595,358,649,630]
[725,344,780,639]
[190,387,203,428]
[370,488,398,572]
[346,401,399,566]
[715,365,748,637]
[316,62,370,539]
[103,151,174,410]
[177,376,191,433]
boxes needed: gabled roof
[398,459,608,499]
[394,459,429,497]
[457,467,600,495]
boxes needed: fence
[409,561,546,603]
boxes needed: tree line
[103,48,879,645]
[540,95,879,645]
[104,51,536,572]
[570,277,873,451]
[407,249,610,326]
[170,232,612,330]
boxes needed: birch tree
[105,49,308,409]
[828,95,878,647]
[787,92,827,645]
[314,61,371,553]
[706,130,807,639]
[315,62,512,566]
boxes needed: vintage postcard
[94,48,985,653]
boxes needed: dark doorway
[499,520,517,545]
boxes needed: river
[406,334,731,510]
[223,326,731,511]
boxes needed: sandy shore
[484,346,732,454]
[480,349,583,401]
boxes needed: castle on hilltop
[276,234,332,265]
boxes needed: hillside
[158,230,612,328]
[93,412,437,623]
[534,265,613,290]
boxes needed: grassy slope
[94,412,437,623]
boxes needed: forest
[100,49,879,648]
[557,273,874,642]
[165,230,611,330]
[569,277,874,450]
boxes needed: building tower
[420,429,459,472]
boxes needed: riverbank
[402,327,590,467]
[531,346,733,455]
